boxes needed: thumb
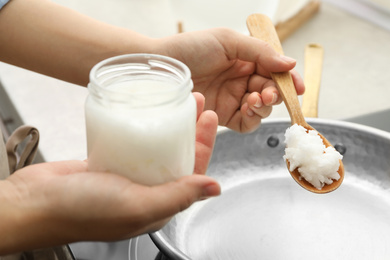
[242,36,296,73]
[227,30,296,74]
[144,175,221,221]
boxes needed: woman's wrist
[0,180,25,255]
[0,178,55,255]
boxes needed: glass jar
[85,54,196,186]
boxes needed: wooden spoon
[246,14,344,194]
[302,43,324,118]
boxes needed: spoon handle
[302,43,324,118]
[246,14,305,126]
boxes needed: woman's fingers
[194,109,218,175]
[136,174,221,225]
[193,92,205,120]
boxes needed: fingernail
[280,55,296,64]
[271,93,278,104]
[254,95,262,108]
[246,108,255,117]
[202,183,221,199]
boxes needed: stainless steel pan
[151,118,390,259]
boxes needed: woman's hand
[0,93,220,255]
[156,28,305,133]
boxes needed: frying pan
[150,118,390,259]
[150,43,390,259]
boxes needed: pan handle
[301,43,324,118]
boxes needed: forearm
[0,0,157,86]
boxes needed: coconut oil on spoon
[246,14,344,193]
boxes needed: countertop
[1,0,390,163]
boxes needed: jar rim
[89,53,192,96]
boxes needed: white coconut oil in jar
[85,54,196,186]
